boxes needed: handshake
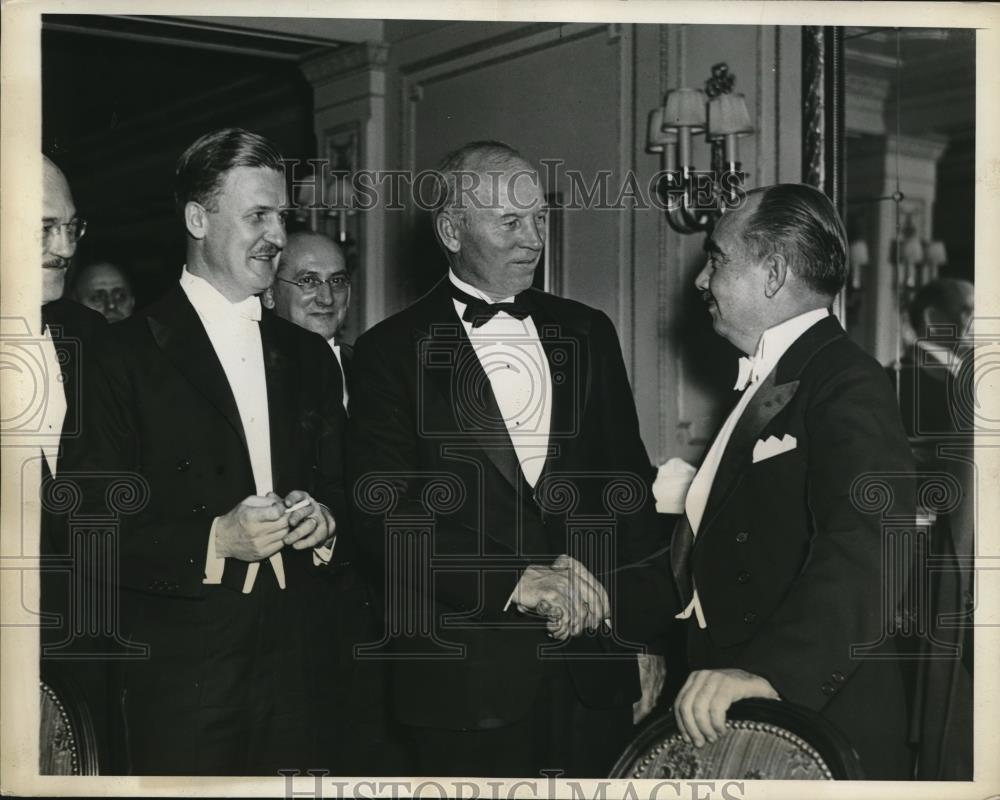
[508,554,611,640]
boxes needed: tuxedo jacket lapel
[698,374,800,536]
[146,286,250,458]
[416,280,593,494]
[417,282,522,493]
[531,294,589,483]
[697,315,845,538]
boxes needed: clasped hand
[215,490,335,562]
[511,554,609,640]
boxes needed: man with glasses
[264,231,352,407]
[62,129,350,775]
[39,152,113,758]
[72,260,136,323]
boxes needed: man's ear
[184,201,208,240]
[436,211,462,255]
[261,287,275,310]
[763,252,788,299]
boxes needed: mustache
[43,258,69,270]
[700,290,715,304]
[251,246,281,259]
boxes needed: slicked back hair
[740,183,848,298]
[909,277,974,335]
[174,128,284,215]
[432,140,528,226]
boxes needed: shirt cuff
[203,516,226,584]
[312,504,336,566]
[313,537,336,566]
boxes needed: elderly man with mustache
[62,129,349,775]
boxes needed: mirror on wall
[840,27,975,372]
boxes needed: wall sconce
[646,63,754,234]
[848,239,870,290]
[893,213,947,288]
[293,169,359,252]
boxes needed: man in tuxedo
[63,128,347,775]
[670,184,915,779]
[891,278,975,778]
[347,141,672,777]
[893,277,974,438]
[264,231,352,407]
[39,157,105,476]
[38,155,116,766]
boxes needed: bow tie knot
[232,296,262,322]
[450,284,533,328]
[734,355,761,391]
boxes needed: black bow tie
[450,284,534,328]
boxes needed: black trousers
[405,658,633,779]
[120,572,320,776]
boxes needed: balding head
[73,261,135,322]
[263,231,350,341]
[43,156,80,303]
[432,140,546,299]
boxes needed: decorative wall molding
[300,42,389,86]
[399,23,608,175]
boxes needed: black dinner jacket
[39,298,106,639]
[41,297,106,472]
[61,284,348,600]
[347,277,673,730]
[671,315,916,778]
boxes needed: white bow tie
[734,355,762,391]
[203,294,262,323]
[231,295,262,322]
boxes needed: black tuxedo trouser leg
[406,657,632,779]
[120,574,315,776]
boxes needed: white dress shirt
[678,307,830,628]
[327,337,349,410]
[449,270,552,488]
[38,322,68,476]
[181,268,285,593]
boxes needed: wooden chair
[610,699,864,780]
[39,668,100,775]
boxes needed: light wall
[303,22,803,464]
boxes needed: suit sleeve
[732,361,915,710]
[589,311,677,642]
[346,330,535,618]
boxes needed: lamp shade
[849,239,870,268]
[926,240,948,267]
[646,107,677,153]
[663,88,707,131]
[901,232,924,266]
[708,93,753,139]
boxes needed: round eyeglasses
[276,273,351,293]
[42,218,88,247]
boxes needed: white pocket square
[752,434,797,463]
